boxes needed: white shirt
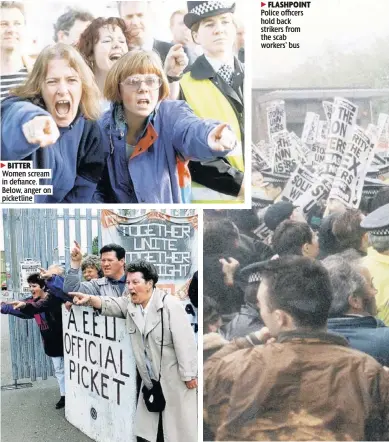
[204,54,235,74]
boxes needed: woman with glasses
[77,17,130,111]
[1,43,105,203]
[94,49,238,204]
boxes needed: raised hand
[70,240,83,263]
[164,44,188,77]
[208,123,238,152]
[22,115,60,147]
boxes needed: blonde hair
[11,43,101,121]
[104,50,169,103]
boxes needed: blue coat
[327,315,389,365]
[94,100,228,203]
[1,96,105,203]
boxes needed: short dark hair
[258,256,333,328]
[99,244,125,260]
[126,259,159,287]
[0,2,25,17]
[272,220,313,256]
[53,8,94,42]
[203,219,239,255]
[369,187,389,213]
[332,209,364,252]
[27,273,45,289]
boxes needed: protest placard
[293,177,332,216]
[64,307,137,442]
[322,101,334,123]
[301,112,319,145]
[317,120,329,144]
[266,100,286,139]
[376,113,389,152]
[271,130,296,175]
[252,143,271,171]
[329,126,376,207]
[279,164,317,202]
[322,97,358,180]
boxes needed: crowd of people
[1,242,198,442]
[0,1,245,203]
[203,195,389,441]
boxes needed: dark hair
[77,17,131,70]
[0,1,24,16]
[318,213,342,259]
[27,273,45,289]
[244,282,260,310]
[99,243,125,260]
[272,220,313,256]
[258,256,333,328]
[332,209,365,252]
[126,259,159,287]
[203,219,239,255]
[204,296,221,332]
[369,187,389,213]
[53,8,94,42]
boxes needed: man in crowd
[181,1,245,203]
[53,8,94,45]
[63,242,126,297]
[272,220,319,258]
[323,254,389,365]
[332,208,368,256]
[170,9,198,65]
[361,203,389,325]
[204,256,389,441]
[0,1,32,101]
[1,273,65,409]
[263,201,305,232]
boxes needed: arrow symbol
[0,163,5,168]
[261,2,266,6]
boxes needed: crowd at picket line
[1,242,198,442]
[0,1,245,204]
[203,194,389,441]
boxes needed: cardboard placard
[271,130,296,176]
[293,177,332,216]
[322,97,358,181]
[280,165,317,202]
[266,100,286,139]
[301,112,320,145]
[322,101,334,123]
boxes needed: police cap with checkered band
[360,203,389,237]
[184,1,236,29]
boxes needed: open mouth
[137,98,150,105]
[55,100,71,116]
[109,53,122,61]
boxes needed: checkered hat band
[370,228,389,236]
[248,272,261,284]
[190,1,228,15]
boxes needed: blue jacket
[1,96,105,203]
[327,315,389,365]
[94,100,228,203]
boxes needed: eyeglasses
[120,75,162,91]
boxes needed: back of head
[332,208,364,253]
[369,187,389,213]
[318,213,342,259]
[272,220,313,256]
[257,256,333,328]
[322,255,366,317]
[204,219,239,255]
[204,296,221,332]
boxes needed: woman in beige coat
[70,260,198,442]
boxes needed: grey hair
[48,264,65,275]
[321,255,366,316]
[369,233,389,254]
[81,255,101,272]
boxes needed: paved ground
[1,315,93,442]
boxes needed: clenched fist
[164,44,188,77]
[208,123,238,152]
[22,115,60,147]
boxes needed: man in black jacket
[322,255,389,366]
